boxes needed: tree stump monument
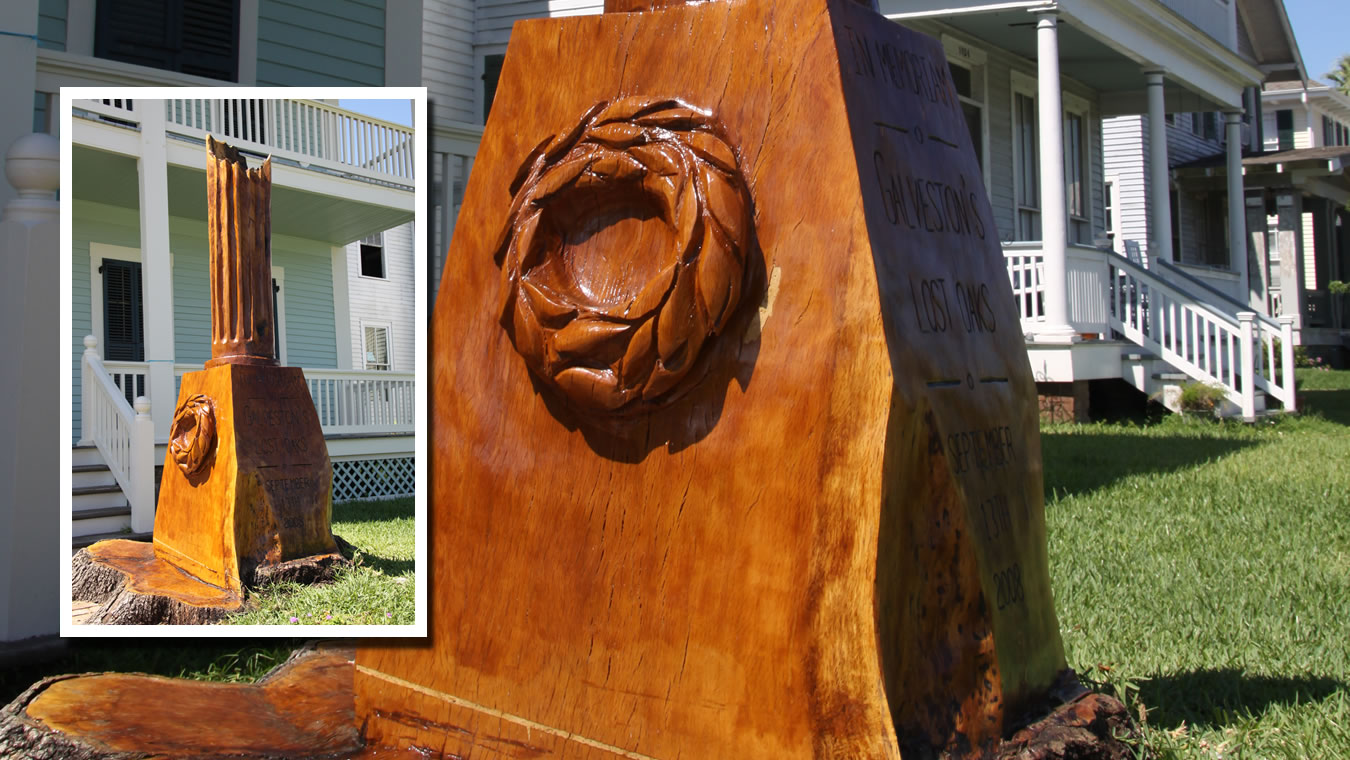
[11,1,1134,755]
[69,137,345,625]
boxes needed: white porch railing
[163,364,415,436]
[75,98,415,185]
[431,120,484,304]
[1003,248,1297,420]
[80,337,156,533]
[304,369,415,435]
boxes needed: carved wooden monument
[14,0,1133,755]
[70,137,343,624]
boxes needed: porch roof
[1173,146,1350,204]
[881,0,1263,115]
[71,142,413,246]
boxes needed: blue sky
[337,99,412,126]
[1285,0,1347,83]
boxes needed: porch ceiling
[71,145,413,246]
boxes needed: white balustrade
[304,369,415,435]
[82,336,156,532]
[431,120,485,303]
[1002,246,1297,420]
[75,97,415,184]
[1106,257,1295,420]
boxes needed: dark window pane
[361,244,385,279]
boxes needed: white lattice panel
[333,456,415,502]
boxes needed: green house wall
[256,0,386,86]
[72,200,338,440]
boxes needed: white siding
[1103,116,1151,260]
[347,223,416,372]
[476,0,602,46]
[423,0,478,124]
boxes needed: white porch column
[0,133,59,641]
[332,245,354,369]
[0,0,39,213]
[137,103,176,441]
[1034,8,1076,342]
[1146,70,1174,264]
[1224,110,1249,305]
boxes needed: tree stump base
[3,651,1136,760]
[996,690,1139,760]
[71,539,348,625]
[0,643,361,759]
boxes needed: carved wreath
[169,394,216,476]
[493,96,753,415]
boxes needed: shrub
[1176,382,1227,414]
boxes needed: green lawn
[226,496,416,626]
[1045,368,1350,758]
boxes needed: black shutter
[95,0,239,82]
[483,54,505,124]
[103,259,145,362]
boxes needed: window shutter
[103,259,145,362]
[95,0,239,82]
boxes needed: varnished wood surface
[155,363,337,596]
[14,644,359,758]
[357,0,1064,757]
[80,538,242,610]
[205,135,277,368]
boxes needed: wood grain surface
[154,363,338,597]
[356,0,1065,757]
[6,644,359,758]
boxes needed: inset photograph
[60,88,426,633]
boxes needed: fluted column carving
[205,135,276,368]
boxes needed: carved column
[205,135,277,368]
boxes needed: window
[1276,109,1294,151]
[359,233,385,279]
[1064,101,1090,244]
[1204,112,1218,142]
[363,325,391,371]
[942,35,989,190]
[1191,112,1204,137]
[102,258,144,362]
[1012,74,1040,241]
[482,54,505,124]
[95,0,240,82]
[1103,179,1116,240]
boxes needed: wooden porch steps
[71,445,133,540]
[73,531,151,550]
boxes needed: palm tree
[1329,54,1350,95]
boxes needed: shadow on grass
[332,497,414,525]
[1136,668,1347,730]
[1299,388,1350,426]
[1042,431,1258,499]
[354,552,414,577]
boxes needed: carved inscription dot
[493,96,754,415]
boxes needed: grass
[1045,368,1350,758]
[226,496,416,625]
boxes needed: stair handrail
[81,336,156,533]
[1104,258,1296,419]
[1150,258,1256,316]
